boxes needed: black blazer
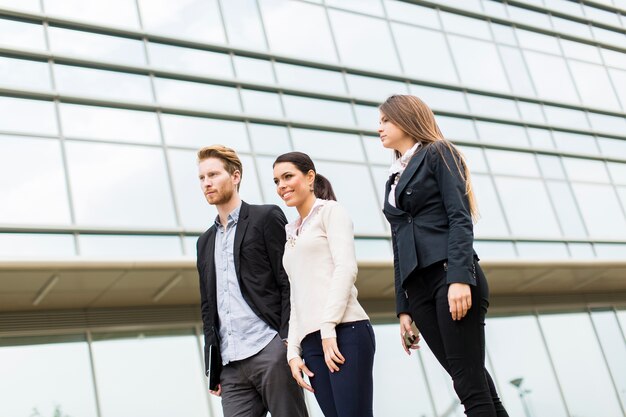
[196,201,290,375]
[383,141,477,316]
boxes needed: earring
[309,184,314,191]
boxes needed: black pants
[405,261,509,417]
[301,320,375,417]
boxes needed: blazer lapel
[383,174,406,217]
[233,202,250,279]
[204,227,218,306]
[394,147,427,201]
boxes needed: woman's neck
[296,194,317,220]
[396,140,419,157]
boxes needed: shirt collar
[285,198,326,239]
[214,203,242,229]
[389,141,421,176]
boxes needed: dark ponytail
[273,152,337,201]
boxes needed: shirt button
[408,217,412,223]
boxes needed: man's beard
[208,186,234,206]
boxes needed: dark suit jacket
[383,141,477,316]
[196,201,290,375]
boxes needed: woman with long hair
[379,95,508,417]
[273,152,375,417]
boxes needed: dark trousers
[405,261,509,417]
[220,334,308,417]
[301,320,376,417]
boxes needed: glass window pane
[486,316,569,417]
[608,69,626,113]
[467,95,520,121]
[472,174,509,237]
[354,104,380,130]
[249,123,291,155]
[0,56,51,91]
[441,12,491,40]
[592,26,625,47]
[44,0,139,29]
[233,56,275,85]
[553,131,600,155]
[568,242,595,259]
[571,183,626,238]
[598,136,626,159]
[539,313,624,417]
[161,114,249,151]
[183,235,199,257]
[154,78,241,113]
[438,116,477,141]
[392,23,459,84]
[603,49,626,70]
[562,158,610,183]
[537,154,565,179]
[486,149,540,177]
[584,5,622,26]
[326,0,384,16]
[168,148,217,230]
[495,177,561,237]
[147,43,233,79]
[283,95,354,127]
[0,97,57,135]
[518,102,546,124]
[560,39,602,64]
[491,23,517,45]
[516,242,569,259]
[543,105,590,130]
[524,51,580,104]
[0,339,98,417]
[60,104,160,144]
[0,0,40,12]
[138,0,225,44]
[475,121,529,148]
[241,89,283,118]
[528,128,555,149]
[552,16,593,38]
[409,85,468,113]
[449,35,510,92]
[362,135,391,165]
[499,46,536,97]
[92,332,210,417]
[291,128,365,162]
[329,10,401,73]
[595,243,626,259]
[457,145,487,173]
[473,240,516,259]
[65,141,177,227]
[276,63,345,95]
[80,235,183,258]
[48,26,146,66]
[510,5,553,28]
[54,65,153,103]
[0,18,45,50]
[0,135,71,224]
[355,239,392,262]
[259,0,338,63]
[590,310,626,408]
[517,29,561,54]
[0,233,75,259]
[587,112,626,137]
[347,74,407,102]
[608,162,626,185]
[383,0,440,29]
[221,0,267,50]
[239,154,264,205]
[570,61,621,111]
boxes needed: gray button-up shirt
[214,205,277,365]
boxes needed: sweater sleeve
[286,290,302,362]
[319,203,359,339]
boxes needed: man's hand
[399,313,420,355]
[321,337,345,372]
[209,384,222,397]
[289,357,315,393]
[448,283,472,320]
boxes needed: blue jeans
[301,320,375,417]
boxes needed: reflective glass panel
[248,123,291,155]
[354,239,392,262]
[65,141,177,227]
[0,56,51,91]
[160,114,249,150]
[608,162,626,185]
[543,105,589,130]
[48,26,146,66]
[362,135,391,165]
[583,5,622,26]
[592,27,625,47]
[60,104,160,144]
[238,154,264,204]
[491,23,516,45]
[409,85,468,113]
[560,39,602,64]
[569,61,621,111]
[485,149,540,177]
[392,23,459,84]
[524,51,580,104]
[438,116,477,141]
[275,63,345,95]
[259,0,338,63]
[0,18,45,50]
[241,89,283,118]
[590,310,626,408]
[494,177,561,237]
[138,0,225,44]
[486,316,568,417]
[571,183,626,238]
[0,0,40,12]
[587,112,626,137]
[283,95,355,127]
[457,145,487,173]
[517,29,561,55]
[537,155,565,179]
[518,102,546,124]
[608,69,626,113]
[440,12,491,40]
[44,0,139,28]
[0,135,71,225]
[154,78,240,113]
[475,121,529,148]
[0,338,98,417]
[568,242,595,259]
[595,243,626,259]
[499,46,536,97]
[329,9,401,73]
[516,242,569,259]
[147,43,233,79]
[467,95,520,121]
[448,35,510,93]
[509,5,552,29]
[383,0,440,29]
[603,49,626,70]
[0,233,75,259]
[553,131,601,155]
[473,240,516,259]
[562,158,610,183]
[346,74,407,102]
[290,128,365,162]
[527,128,554,149]
[80,235,183,258]
[0,96,57,135]
[326,0,384,16]
[221,0,267,50]
[354,104,380,130]
[472,174,510,237]
[54,64,153,103]
[551,16,593,38]
[233,56,275,85]
[91,332,210,417]
[539,313,624,417]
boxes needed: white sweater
[283,199,369,362]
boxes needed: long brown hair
[273,152,337,201]
[379,95,479,222]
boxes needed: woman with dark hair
[378,95,509,417]
[273,152,375,417]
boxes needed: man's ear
[232,170,242,186]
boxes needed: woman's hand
[399,313,420,355]
[288,357,315,393]
[321,337,345,372]
[448,283,472,320]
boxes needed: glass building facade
[0,0,624,416]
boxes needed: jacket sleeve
[262,205,291,339]
[196,235,217,375]
[429,142,476,286]
[319,203,359,339]
[391,230,411,317]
